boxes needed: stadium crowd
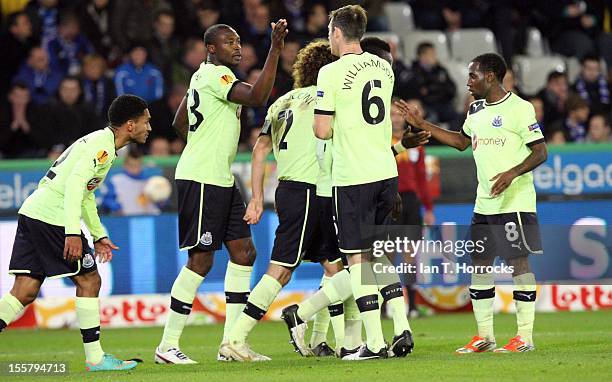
[1,0,611,160]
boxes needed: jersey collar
[485,92,511,106]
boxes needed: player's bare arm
[172,95,188,141]
[490,141,547,197]
[244,134,273,225]
[395,99,470,151]
[228,20,288,107]
[313,114,333,139]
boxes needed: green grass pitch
[1,311,610,381]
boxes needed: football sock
[0,293,24,332]
[470,273,495,342]
[223,262,253,343]
[228,274,282,345]
[309,276,330,347]
[350,263,385,352]
[160,266,204,352]
[76,297,104,364]
[374,255,411,335]
[328,302,345,349]
[513,273,536,344]
[297,269,351,321]
[343,295,362,350]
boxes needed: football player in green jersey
[306,6,413,361]
[156,21,289,364]
[219,40,338,361]
[395,53,547,354]
[0,95,151,372]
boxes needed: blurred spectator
[537,70,569,127]
[236,42,258,79]
[0,11,36,96]
[549,95,590,143]
[110,0,169,54]
[43,76,101,149]
[397,42,457,124]
[411,0,486,31]
[149,9,180,90]
[529,96,545,131]
[586,114,611,143]
[503,68,525,98]
[547,1,599,60]
[546,128,567,145]
[269,0,307,33]
[299,2,327,42]
[12,46,63,104]
[242,3,271,63]
[148,83,188,144]
[171,0,220,39]
[271,37,300,101]
[98,147,162,215]
[76,0,116,61]
[25,0,60,48]
[46,12,94,75]
[114,44,164,103]
[81,54,115,118]
[172,38,206,86]
[149,136,171,157]
[0,82,46,158]
[572,53,610,115]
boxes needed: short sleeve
[314,65,335,115]
[461,113,472,138]
[208,65,239,100]
[514,102,545,147]
[260,107,273,136]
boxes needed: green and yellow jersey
[19,128,116,240]
[175,62,241,187]
[261,86,319,185]
[314,51,397,187]
[461,92,545,214]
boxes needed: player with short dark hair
[286,5,410,361]
[395,52,547,354]
[218,40,339,361]
[155,21,288,364]
[0,94,151,372]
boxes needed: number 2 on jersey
[278,109,294,150]
[362,80,385,125]
[189,89,204,132]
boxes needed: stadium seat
[383,2,414,34]
[565,57,581,83]
[362,32,403,59]
[448,29,497,62]
[402,31,450,63]
[525,27,545,57]
[445,60,470,111]
[513,55,566,96]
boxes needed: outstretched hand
[394,99,425,128]
[401,126,431,148]
[244,199,264,225]
[270,19,289,52]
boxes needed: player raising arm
[0,95,151,372]
[395,53,547,353]
[156,21,289,364]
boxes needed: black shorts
[176,180,251,252]
[271,181,318,268]
[332,177,398,254]
[304,196,343,265]
[470,212,543,259]
[9,215,97,279]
